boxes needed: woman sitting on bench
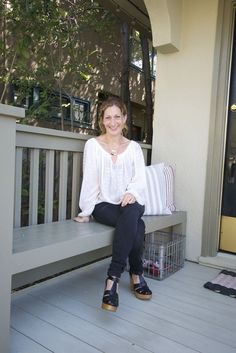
[74,96,152,312]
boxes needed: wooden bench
[12,211,187,278]
[10,124,186,284]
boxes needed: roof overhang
[97,0,152,38]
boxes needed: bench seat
[12,211,187,276]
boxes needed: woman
[74,96,152,312]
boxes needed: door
[220,13,236,254]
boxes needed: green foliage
[0,0,117,123]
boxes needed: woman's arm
[125,142,147,205]
[77,139,100,217]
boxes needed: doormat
[203,269,236,298]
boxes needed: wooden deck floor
[11,258,236,353]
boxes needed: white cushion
[144,163,175,215]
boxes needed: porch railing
[14,124,151,228]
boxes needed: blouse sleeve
[78,139,99,216]
[125,142,147,205]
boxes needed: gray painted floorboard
[11,259,236,353]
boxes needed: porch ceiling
[97,0,152,38]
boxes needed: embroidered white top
[78,138,147,216]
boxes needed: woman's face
[102,105,127,137]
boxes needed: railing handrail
[16,124,152,150]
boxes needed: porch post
[0,104,24,353]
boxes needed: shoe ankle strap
[107,275,119,283]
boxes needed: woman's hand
[121,193,136,207]
[73,216,90,223]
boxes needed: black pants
[93,201,145,278]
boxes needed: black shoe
[102,276,119,312]
[130,273,152,300]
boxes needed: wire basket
[143,231,186,280]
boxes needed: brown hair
[98,96,128,135]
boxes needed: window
[13,85,91,128]
[72,98,91,127]
[50,94,91,127]
[130,29,157,77]
[49,93,71,120]
[13,86,41,109]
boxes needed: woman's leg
[93,201,145,278]
[93,202,151,310]
[128,218,145,275]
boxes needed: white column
[0,104,24,353]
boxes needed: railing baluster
[14,147,23,228]
[29,149,39,225]
[58,151,68,220]
[45,150,55,223]
[71,152,82,218]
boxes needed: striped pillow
[163,164,176,212]
[144,163,175,215]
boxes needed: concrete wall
[146,0,219,261]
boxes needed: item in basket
[143,259,153,268]
[148,265,160,277]
[143,259,160,277]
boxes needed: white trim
[199,252,236,271]
[201,0,236,258]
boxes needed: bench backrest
[14,125,151,228]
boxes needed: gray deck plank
[11,306,103,353]
[12,293,196,353]
[31,262,236,352]
[26,281,236,353]
[10,328,52,353]
[12,296,150,353]
[11,260,236,353]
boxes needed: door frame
[201,0,236,257]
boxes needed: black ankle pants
[93,201,145,278]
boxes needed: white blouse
[78,138,147,216]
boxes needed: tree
[0,0,115,129]
[0,1,154,142]
[140,32,153,144]
[120,21,132,139]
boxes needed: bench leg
[172,221,187,236]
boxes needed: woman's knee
[121,202,144,218]
[93,202,120,226]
